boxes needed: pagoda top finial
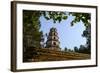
[50,27,57,32]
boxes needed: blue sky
[39,14,86,50]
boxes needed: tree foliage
[73,45,90,54]
[82,25,91,54]
[40,11,68,23]
[41,11,91,27]
[69,13,91,27]
[23,10,42,48]
[64,47,68,52]
[79,45,90,54]
[74,46,79,52]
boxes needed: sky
[39,14,86,50]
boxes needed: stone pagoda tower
[46,27,60,51]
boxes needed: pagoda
[46,27,60,51]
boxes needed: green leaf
[71,21,74,26]
[58,17,61,23]
[45,16,50,20]
[63,16,68,20]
